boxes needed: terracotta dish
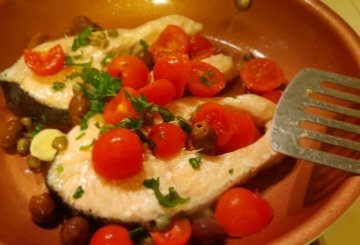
[0,0,359,244]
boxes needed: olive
[27,33,50,49]
[191,217,226,245]
[64,16,102,36]
[16,137,30,155]
[1,119,23,148]
[27,155,43,171]
[190,121,217,155]
[60,216,90,245]
[20,117,33,132]
[29,193,57,226]
[135,49,154,69]
[52,135,68,151]
[69,92,89,125]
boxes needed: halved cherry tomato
[240,58,285,94]
[107,54,149,90]
[138,79,176,106]
[24,44,65,76]
[192,102,235,146]
[103,87,139,125]
[150,219,191,245]
[90,224,133,245]
[185,60,226,97]
[217,111,261,154]
[148,123,186,159]
[215,188,273,237]
[153,55,189,98]
[92,128,143,179]
[189,35,215,60]
[150,25,190,61]
[262,89,283,104]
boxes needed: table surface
[317,1,360,244]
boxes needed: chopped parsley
[65,54,90,67]
[52,82,66,91]
[139,39,149,50]
[75,132,86,140]
[143,177,189,208]
[29,123,44,139]
[176,116,192,134]
[72,27,93,51]
[129,226,146,241]
[228,168,234,175]
[189,155,202,169]
[79,139,95,151]
[72,186,85,199]
[56,164,64,174]
[100,52,116,66]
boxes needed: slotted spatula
[271,68,360,174]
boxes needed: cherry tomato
[107,54,149,90]
[148,123,186,159]
[150,25,190,61]
[92,128,143,179]
[24,44,65,76]
[217,111,260,154]
[215,188,273,237]
[185,60,226,97]
[192,102,235,146]
[240,58,285,94]
[138,79,176,106]
[189,35,215,60]
[153,55,189,98]
[89,224,133,245]
[103,87,139,125]
[150,219,191,245]
[262,90,283,104]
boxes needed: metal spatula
[271,68,360,174]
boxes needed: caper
[1,119,23,148]
[27,155,43,171]
[234,0,252,11]
[20,117,33,132]
[135,49,154,69]
[144,215,171,232]
[16,137,30,155]
[27,33,50,49]
[29,193,57,226]
[52,135,68,151]
[69,92,89,125]
[190,121,217,155]
[107,29,119,38]
[60,216,90,245]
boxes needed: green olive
[52,135,68,151]
[16,137,30,155]
[20,117,33,132]
[27,156,43,171]
[190,121,217,155]
[69,92,89,125]
[1,119,23,148]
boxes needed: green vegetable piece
[52,82,66,91]
[56,164,64,174]
[73,186,85,199]
[79,139,95,151]
[29,123,44,139]
[189,155,202,169]
[139,39,149,50]
[129,226,146,241]
[176,116,192,134]
[72,27,93,51]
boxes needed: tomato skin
[240,58,285,94]
[153,55,189,98]
[103,87,139,125]
[149,123,186,159]
[217,111,260,154]
[215,188,273,237]
[189,35,215,60]
[24,44,65,76]
[185,60,226,97]
[89,224,133,245]
[150,25,190,61]
[107,54,149,90]
[150,219,192,245]
[138,79,176,106]
[92,128,143,179]
[262,90,283,104]
[192,102,235,146]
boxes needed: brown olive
[135,49,154,69]
[64,16,102,36]
[1,119,23,148]
[60,216,90,245]
[69,92,89,125]
[190,121,217,155]
[191,217,226,245]
[29,193,57,226]
[27,33,50,49]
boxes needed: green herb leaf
[154,106,175,122]
[176,116,192,134]
[52,82,66,91]
[189,155,202,169]
[129,226,147,241]
[56,164,64,174]
[79,139,95,151]
[73,186,85,199]
[65,54,90,67]
[139,39,149,50]
[143,177,189,208]
[101,52,116,67]
[29,123,44,139]
[72,27,93,51]
[75,132,86,140]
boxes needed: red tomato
[153,55,189,98]
[92,128,143,179]
[217,111,260,154]
[215,188,273,237]
[240,58,285,94]
[103,87,139,125]
[138,79,176,106]
[150,219,191,245]
[185,60,226,97]
[107,54,149,90]
[90,224,133,245]
[262,90,283,104]
[150,25,190,61]
[192,102,235,146]
[148,123,186,159]
[24,44,65,76]
[189,35,215,60]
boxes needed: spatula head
[271,68,360,174]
